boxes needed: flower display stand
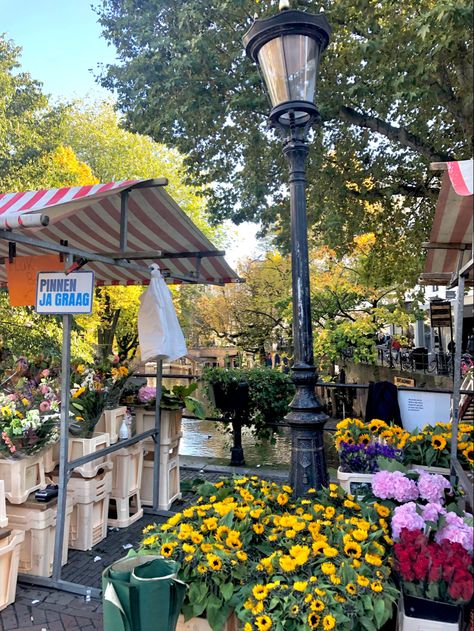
[95,406,128,444]
[0,481,7,528]
[397,594,461,630]
[68,432,111,478]
[42,443,59,474]
[110,442,144,498]
[410,465,451,477]
[141,440,181,510]
[176,612,237,631]
[0,455,46,504]
[0,528,25,611]
[135,408,182,451]
[107,489,143,528]
[50,468,112,551]
[337,468,374,497]
[5,494,73,577]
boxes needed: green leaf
[220,582,233,602]
[374,599,385,627]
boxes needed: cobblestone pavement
[0,466,279,631]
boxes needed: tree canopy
[97,0,473,285]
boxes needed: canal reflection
[180,417,339,469]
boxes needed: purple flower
[421,502,446,522]
[138,385,156,404]
[338,441,402,473]
[372,470,419,502]
[416,470,452,504]
[392,503,425,540]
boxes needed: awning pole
[152,359,163,511]
[52,255,73,581]
[450,273,465,487]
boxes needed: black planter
[208,381,249,416]
[402,592,461,624]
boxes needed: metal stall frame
[421,160,473,506]
[0,183,236,598]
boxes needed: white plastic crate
[68,432,111,478]
[0,529,25,611]
[135,408,182,448]
[176,612,237,631]
[50,468,112,504]
[95,407,128,444]
[42,443,59,474]
[107,490,143,528]
[0,481,7,528]
[0,455,46,504]
[110,443,144,499]
[6,494,73,577]
[141,451,181,511]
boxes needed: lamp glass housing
[257,34,319,124]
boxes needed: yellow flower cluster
[140,476,398,630]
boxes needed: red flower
[413,554,430,581]
[448,573,474,602]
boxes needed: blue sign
[36,271,94,314]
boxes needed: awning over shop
[421,159,473,286]
[0,179,240,286]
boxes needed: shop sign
[36,271,94,314]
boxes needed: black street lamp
[243,5,331,494]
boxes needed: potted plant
[402,421,473,473]
[140,476,399,631]
[334,418,405,495]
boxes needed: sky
[1,0,262,266]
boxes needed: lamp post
[243,6,331,494]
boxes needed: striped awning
[0,180,240,286]
[421,160,473,285]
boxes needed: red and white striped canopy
[0,180,239,286]
[423,160,473,284]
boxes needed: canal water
[180,417,339,470]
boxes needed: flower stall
[0,179,240,602]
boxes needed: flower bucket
[398,593,461,630]
[68,432,111,478]
[336,468,374,497]
[0,454,46,504]
[0,529,25,611]
[176,612,237,631]
[409,464,450,477]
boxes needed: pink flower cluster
[138,385,156,404]
[1,431,16,454]
[416,469,451,503]
[391,503,425,539]
[372,470,419,502]
[435,512,474,553]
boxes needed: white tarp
[398,390,451,432]
[138,265,187,362]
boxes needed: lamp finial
[279,0,290,10]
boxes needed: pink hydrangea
[372,470,419,502]
[435,512,474,553]
[138,385,156,403]
[416,470,452,504]
[391,503,425,540]
[421,502,446,522]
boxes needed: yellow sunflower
[432,435,447,450]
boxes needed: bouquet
[0,382,60,457]
[137,383,205,419]
[140,477,399,631]
[69,365,107,437]
[335,418,405,473]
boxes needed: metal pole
[152,359,163,511]
[450,275,465,486]
[52,257,73,581]
[283,133,328,494]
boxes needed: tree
[191,252,292,357]
[0,35,67,193]
[97,0,472,285]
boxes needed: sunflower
[462,444,474,464]
[359,434,371,446]
[290,604,299,616]
[322,614,336,630]
[321,562,336,575]
[344,540,362,559]
[160,542,176,557]
[253,584,269,601]
[346,583,357,595]
[357,575,370,587]
[365,552,383,567]
[371,581,383,593]
[308,613,320,629]
[310,599,325,612]
[432,435,447,450]
[254,615,272,631]
[374,503,390,518]
[206,553,222,571]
